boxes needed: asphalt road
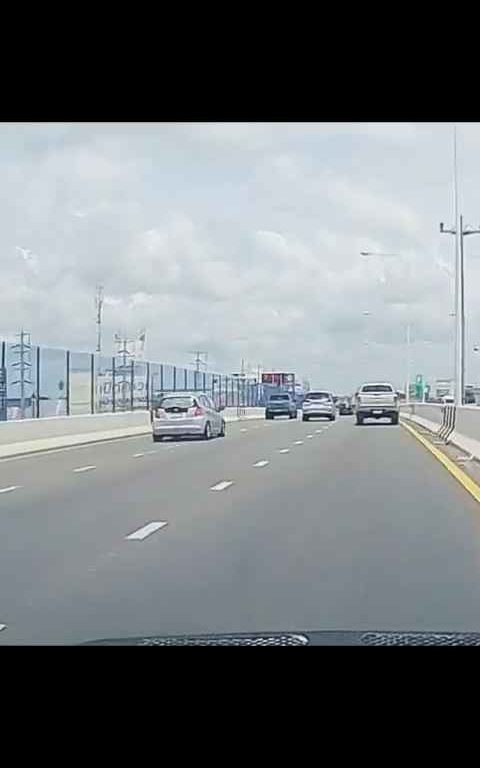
[2,415,480,644]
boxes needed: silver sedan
[152,393,226,441]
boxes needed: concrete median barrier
[0,407,268,459]
[401,402,480,461]
[0,411,153,458]
[400,403,444,434]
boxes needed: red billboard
[261,372,295,386]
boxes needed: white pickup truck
[355,382,399,425]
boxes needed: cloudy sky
[2,121,480,391]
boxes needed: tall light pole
[440,216,480,404]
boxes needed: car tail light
[193,406,205,416]
[155,407,166,418]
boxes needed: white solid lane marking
[294,440,304,445]
[279,449,290,454]
[210,481,234,491]
[133,453,145,458]
[253,460,269,468]
[126,521,168,540]
[73,465,96,473]
[0,485,21,494]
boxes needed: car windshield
[5,121,480,646]
[159,397,195,408]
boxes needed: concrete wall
[0,411,151,445]
[0,407,267,458]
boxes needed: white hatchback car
[152,393,226,441]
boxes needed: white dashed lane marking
[0,485,21,494]
[278,449,290,454]
[240,428,248,432]
[126,521,168,540]
[133,453,145,458]
[315,429,323,433]
[294,440,304,445]
[0,624,6,632]
[145,450,158,455]
[210,481,234,491]
[253,460,269,468]
[73,465,96,473]
[306,435,313,439]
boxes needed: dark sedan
[338,398,353,415]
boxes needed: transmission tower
[11,329,32,418]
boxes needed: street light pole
[440,216,480,404]
[406,323,411,406]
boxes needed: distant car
[338,397,353,415]
[265,393,297,420]
[302,391,336,421]
[355,382,399,425]
[442,395,455,404]
[152,393,225,441]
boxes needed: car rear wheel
[153,434,163,442]
[391,414,399,425]
[203,422,212,440]
[302,415,309,422]
[356,415,364,426]
[219,420,226,437]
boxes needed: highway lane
[2,415,480,643]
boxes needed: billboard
[261,372,295,386]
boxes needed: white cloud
[1,122,479,390]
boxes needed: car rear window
[270,394,289,401]
[360,385,393,393]
[305,392,330,400]
[159,396,195,408]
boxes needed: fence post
[130,359,135,411]
[184,368,188,390]
[160,364,164,395]
[203,371,206,392]
[146,362,150,411]
[90,354,95,414]
[173,366,177,391]
[36,346,40,418]
[65,350,70,416]
[112,357,116,413]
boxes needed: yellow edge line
[401,419,480,504]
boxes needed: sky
[2,121,480,392]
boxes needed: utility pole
[95,285,104,355]
[440,215,480,404]
[11,329,32,418]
